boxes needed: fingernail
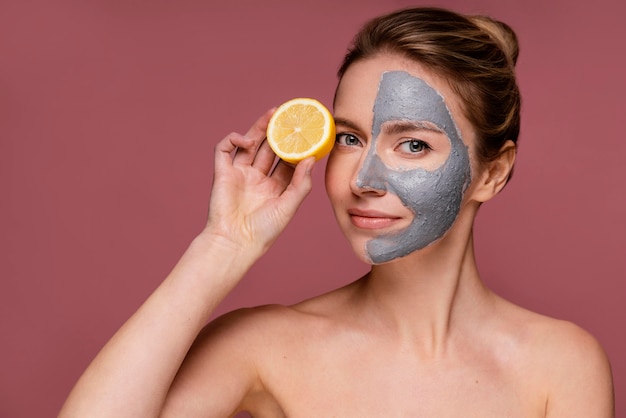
[306,157,315,175]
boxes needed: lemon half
[266,98,335,164]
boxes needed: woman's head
[326,7,521,264]
[337,7,521,170]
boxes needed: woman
[60,7,614,417]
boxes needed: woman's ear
[473,140,516,203]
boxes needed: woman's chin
[349,243,397,266]
[347,242,374,265]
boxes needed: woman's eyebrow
[382,120,444,135]
[333,117,362,132]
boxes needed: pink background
[2,0,624,416]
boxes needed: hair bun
[470,15,519,67]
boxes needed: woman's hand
[204,109,315,254]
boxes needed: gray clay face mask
[358,71,472,263]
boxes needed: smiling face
[326,54,475,264]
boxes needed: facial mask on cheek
[357,71,472,263]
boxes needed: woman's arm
[58,109,315,418]
[544,322,614,418]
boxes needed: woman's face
[325,53,477,264]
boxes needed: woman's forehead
[334,54,474,145]
[371,71,459,142]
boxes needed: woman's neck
[355,226,493,358]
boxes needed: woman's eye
[398,139,431,154]
[335,133,362,147]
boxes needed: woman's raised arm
[59,109,315,418]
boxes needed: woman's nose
[350,150,387,196]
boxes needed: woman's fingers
[271,159,296,190]
[214,132,253,169]
[246,108,276,139]
[274,158,314,195]
[232,108,276,167]
[251,139,277,175]
[278,157,315,213]
[213,108,315,196]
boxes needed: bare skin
[59,54,614,418]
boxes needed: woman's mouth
[347,208,403,230]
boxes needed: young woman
[59,7,614,417]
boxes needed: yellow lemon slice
[266,98,335,164]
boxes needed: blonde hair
[338,7,521,168]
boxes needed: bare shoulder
[194,280,358,352]
[162,302,327,417]
[194,281,359,361]
[211,281,357,334]
[206,282,362,368]
[493,297,614,417]
[533,317,613,417]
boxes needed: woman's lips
[348,208,402,230]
